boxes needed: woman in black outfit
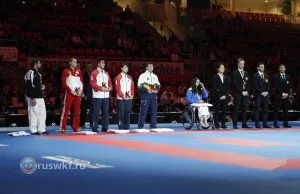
[212,63,230,129]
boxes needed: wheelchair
[181,103,215,130]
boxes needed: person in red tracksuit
[60,57,83,133]
[114,63,135,130]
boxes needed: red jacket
[114,73,135,100]
[90,68,112,98]
[61,68,83,93]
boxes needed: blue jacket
[186,87,208,105]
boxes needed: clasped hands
[31,98,37,106]
[242,91,248,96]
[282,93,289,99]
[101,86,112,92]
[261,92,269,97]
[220,95,226,100]
[71,89,85,97]
[123,96,133,100]
[148,89,158,94]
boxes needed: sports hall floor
[1,122,300,194]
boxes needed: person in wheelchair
[186,77,209,127]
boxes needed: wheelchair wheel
[181,106,194,130]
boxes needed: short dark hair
[31,59,39,68]
[279,64,285,68]
[237,58,244,63]
[257,61,264,67]
[121,63,129,68]
[216,62,225,69]
[145,62,154,67]
[97,57,105,64]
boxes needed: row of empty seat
[189,9,286,23]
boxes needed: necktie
[282,74,285,80]
[261,73,264,79]
[240,71,244,78]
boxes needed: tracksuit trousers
[118,99,132,129]
[60,92,81,131]
[138,98,157,128]
[27,98,46,133]
[92,98,109,132]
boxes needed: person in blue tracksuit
[137,63,161,129]
[186,77,209,127]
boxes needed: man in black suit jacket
[212,63,230,129]
[273,64,291,128]
[253,62,270,128]
[231,58,251,129]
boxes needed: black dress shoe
[92,128,99,133]
[255,125,261,128]
[233,126,238,129]
[263,125,271,128]
[242,125,252,129]
[41,131,49,135]
[31,132,40,135]
[221,125,228,129]
[274,126,280,128]
[283,125,291,128]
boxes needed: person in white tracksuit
[24,59,48,135]
[137,63,161,129]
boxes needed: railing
[0,39,18,47]
[143,3,175,39]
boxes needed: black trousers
[232,94,249,127]
[254,94,268,126]
[274,95,289,127]
[214,98,228,128]
[80,98,93,127]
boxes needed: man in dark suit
[253,62,270,128]
[212,63,230,129]
[231,58,251,129]
[273,64,291,128]
[80,64,93,128]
